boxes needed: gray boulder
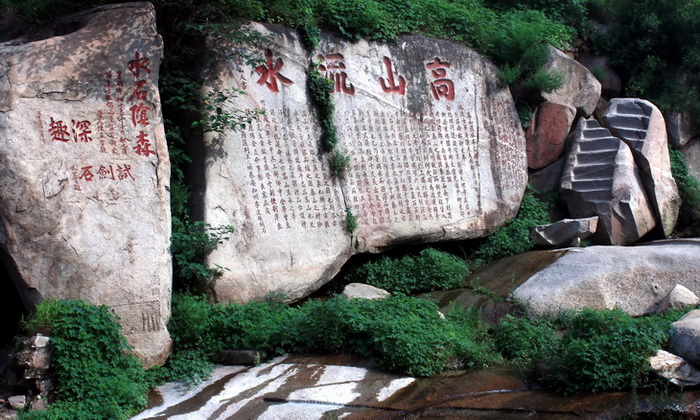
[0,3,172,367]
[341,283,390,300]
[531,216,598,247]
[512,239,700,317]
[670,310,700,367]
[657,284,699,312]
[542,46,602,117]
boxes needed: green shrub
[538,308,671,394]
[19,300,148,420]
[472,188,550,265]
[494,314,559,365]
[670,148,700,235]
[345,248,470,294]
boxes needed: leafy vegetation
[19,300,148,420]
[670,149,700,235]
[345,248,471,295]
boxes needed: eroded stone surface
[512,239,700,317]
[560,118,655,245]
[203,23,527,303]
[531,216,598,247]
[0,3,171,367]
[542,46,601,117]
[603,98,680,236]
[525,101,576,170]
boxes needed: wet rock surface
[131,354,700,419]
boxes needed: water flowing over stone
[560,118,655,245]
[0,3,172,367]
[511,239,700,317]
[602,98,680,236]
[202,22,527,303]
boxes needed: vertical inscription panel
[203,24,350,303]
[317,34,527,250]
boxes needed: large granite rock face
[525,101,576,170]
[603,99,680,236]
[511,239,700,317]
[203,23,527,302]
[561,118,656,245]
[542,46,601,117]
[0,3,171,367]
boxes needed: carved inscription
[112,301,162,334]
[240,109,344,233]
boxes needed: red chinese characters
[127,52,156,157]
[71,120,93,143]
[318,53,355,95]
[49,118,71,142]
[426,57,455,101]
[73,163,136,185]
[255,49,293,92]
[379,57,406,95]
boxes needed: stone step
[605,114,649,130]
[576,151,617,165]
[615,127,646,141]
[577,139,619,152]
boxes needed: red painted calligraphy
[117,164,135,181]
[129,103,151,126]
[129,80,148,103]
[379,56,406,95]
[318,53,355,95]
[78,166,95,181]
[128,52,151,78]
[254,49,293,92]
[71,120,92,143]
[426,57,455,101]
[97,164,115,180]
[49,118,71,142]
[133,131,156,156]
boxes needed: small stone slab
[341,283,390,300]
[531,216,598,247]
[203,22,527,302]
[0,3,172,367]
[561,118,655,245]
[657,284,699,312]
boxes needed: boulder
[649,350,700,387]
[542,46,602,117]
[560,118,656,245]
[528,158,565,193]
[666,111,700,148]
[531,216,598,247]
[670,310,700,367]
[681,138,700,182]
[511,239,700,317]
[657,284,699,312]
[603,99,680,236]
[341,283,390,300]
[202,23,527,302]
[0,3,172,367]
[525,101,576,170]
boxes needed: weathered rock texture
[531,216,598,247]
[670,310,700,367]
[561,118,656,245]
[525,101,576,170]
[681,138,700,182]
[341,283,390,300]
[657,284,699,312]
[203,23,527,302]
[0,3,172,367]
[542,46,601,117]
[666,111,700,148]
[650,350,700,387]
[511,239,700,316]
[603,99,680,236]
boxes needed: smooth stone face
[603,98,680,236]
[666,111,700,148]
[561,118,656,245]
[203,23,527,303]
[542,46,602,117]
[531,216,599,247]
[671,310,700,367]
[341,283,390,300]
[525,101,576,170]
[658,284,699,312]
[0,2,172,367]
[512,239,700,317]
